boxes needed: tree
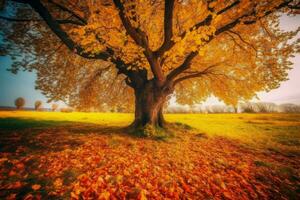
[15,97,25,110]
[278,103,300,113]
[1,0,299,134]
[51,103,58,111]
[34,100,42,110]
[256,102,277,113]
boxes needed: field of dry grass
[0,111,299,199]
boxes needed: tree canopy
[1,0,299,114]
[14,97,25,109]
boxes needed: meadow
[0,111,299,199]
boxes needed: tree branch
[10,0,27,3]
[227,30,256,52]
[164,0,294,86]
[166,51,198,82]
[48,0,87,25]
[225,32,249,54]
[0,15,85,25]
[27,0,110,60]
[154,0,175,57]
[113,0,164,83]
[217,0,241,15]
[112,0,148,49]
[216,0,293,34]
[174,63,220,85]
[155,0,241,58]
[288,5,300,10]
[56,19,86,26]
[83,65,112,90]
[0,15,42,22]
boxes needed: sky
[0,15,299,109]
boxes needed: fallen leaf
[16,163,25,170]
[8,170,16,176]
[9,181,22,189]
[23,194,34,200]
[32,184,41,191]
[99,191,110,200]
[6,193,16,200]
[54,178,63,188]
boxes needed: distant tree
[207,105,228,113]
[15,97,25,110]
[256,102,277,113]
[240,102,257,113]
[51,103,58,112]
[34,100,42,111]
[278,103,300,113]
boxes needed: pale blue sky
[0,15,299,108]
[0,56,52,108]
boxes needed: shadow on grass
[0,117,128,154]
[0,117,73,130]
[0,117,197,153]
[0,117,129,136]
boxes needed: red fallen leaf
[180,181,191,193]
[8,170,16,176]
[16,163,25,169]
[32,184,41,191]
[9,181,22,189]
[23,194,34,200]
[35,194,42,200]
[6,193,16,200]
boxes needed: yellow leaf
[53,178,63,188]
[99,191,110,200]
[139,189,147,200]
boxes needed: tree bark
[130,80,170,130]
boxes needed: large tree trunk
[130,81,169,131]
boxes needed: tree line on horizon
[14,97,59,111]
[12,97,300,114]
[167,102,300,113]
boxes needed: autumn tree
[34,100,42,110]
[15,97,25,110]
[1,0,299,134]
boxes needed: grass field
[0,111,299,199]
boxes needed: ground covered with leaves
[0,112,299,199]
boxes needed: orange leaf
[54,178,63,188]
[32,184,41,191]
